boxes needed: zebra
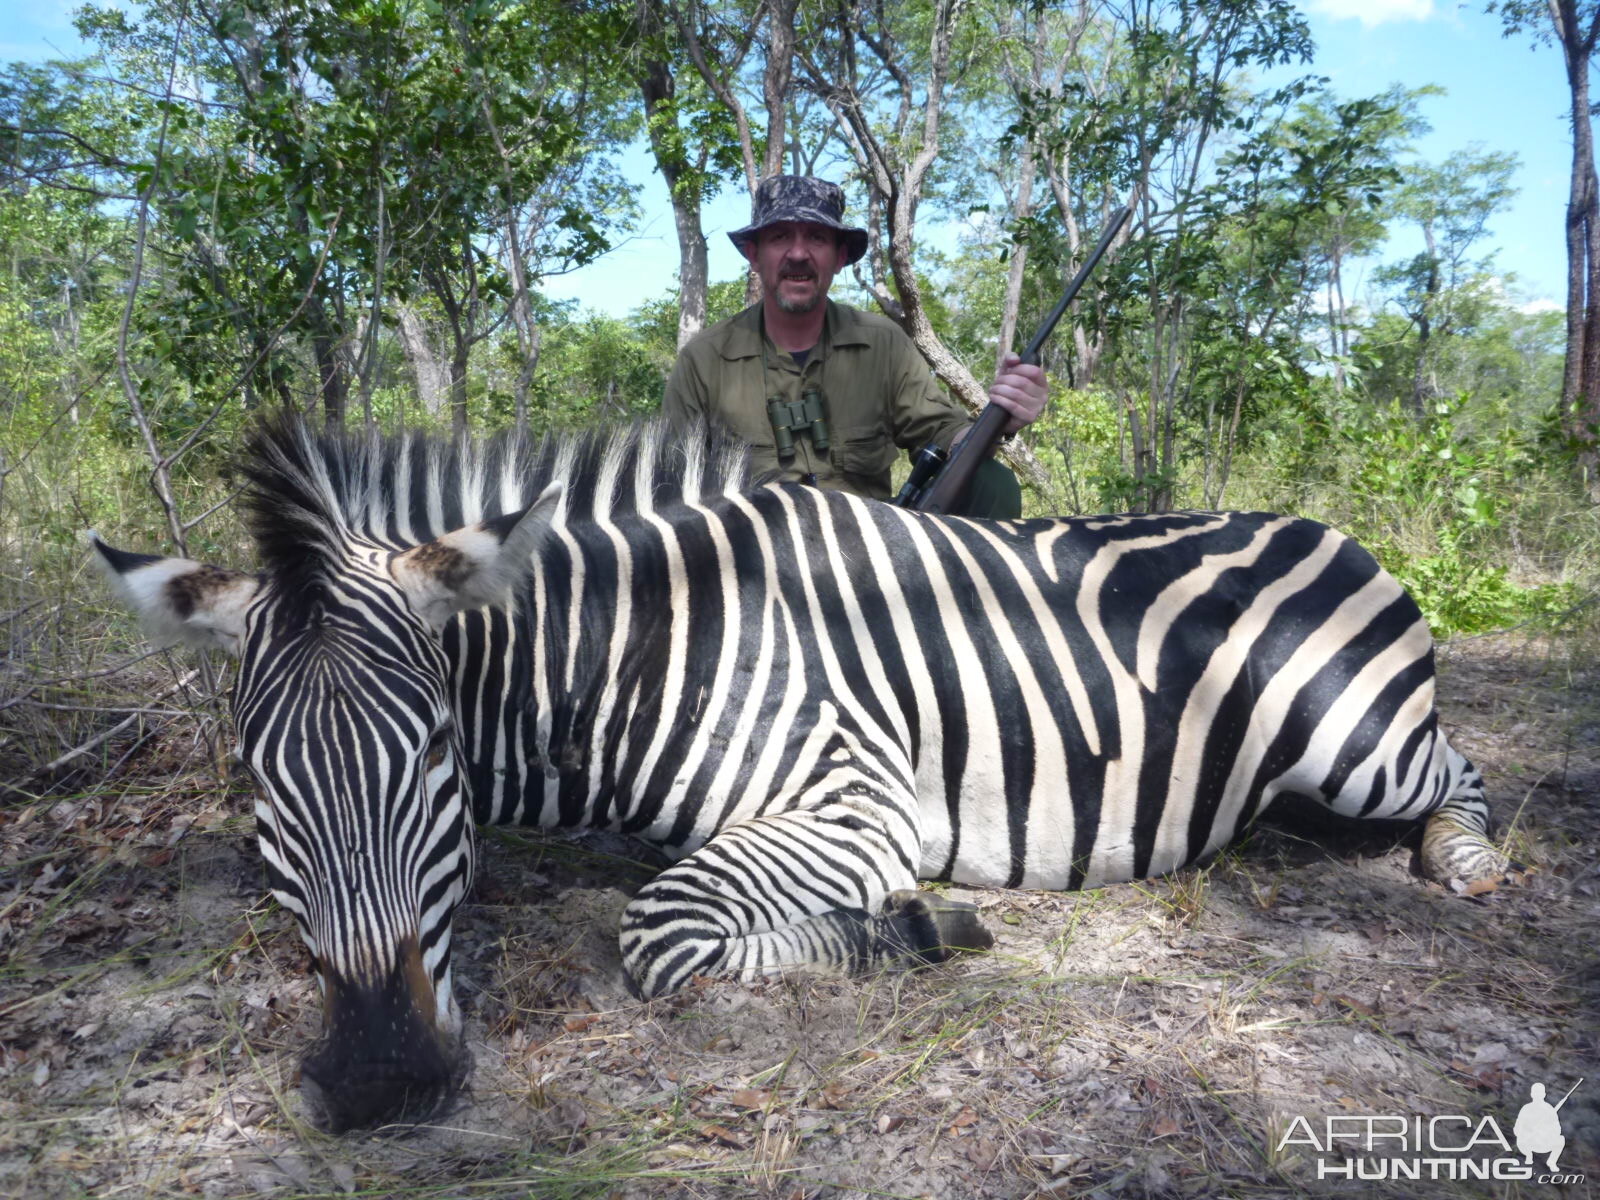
[91,414,1508,1131]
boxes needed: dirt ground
[2,632,1597,1199]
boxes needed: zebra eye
[425,724,453,772]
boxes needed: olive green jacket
[663,301,971,500]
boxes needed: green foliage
[19,0,644,427]
[1021,387,1126,514]
[705,278,751,326]
[1386,540,1577,637]
[1241,394,1580,637]
[528,312,674,429]
[1356,286,1562,419]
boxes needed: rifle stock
[906,201,1134,515]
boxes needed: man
[664,176,1049,517]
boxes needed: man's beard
[774,267,825,315]
[775,282,822,314]
[777,289,825,312]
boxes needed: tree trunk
[805,0,1046,487]
[1553,0,1600,497]
[763,0,797,178]
[453,12,541,434]
[1409,220,1440,417]
[270,23,346,426]
[450,345,469,435]
[997,151,1035,376]
[431,262,472,435]
[1328,240,1347,393]
[672,203,709,346]
[664,0,765,309]
[638,53,710,347]
[887,194,1047,488]
[355,171,387,424]
[513,321,541,434]
[503,220,540,433]
[744,0,799,308]
[1410,305,1433,416]
[307,310,345,425]
[396,305,448,416]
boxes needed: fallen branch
[18,668,200,789]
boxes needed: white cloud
[1307,0,1436,27]
[1519,297,1562,314]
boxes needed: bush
[1229,393,1588,637]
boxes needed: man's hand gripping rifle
[893,202,1134,514]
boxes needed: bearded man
[664,176,1048,517]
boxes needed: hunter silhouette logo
[1516,1079,1583,1173]
[1277,1077,1587,1185]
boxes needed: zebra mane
[238,413,759,609]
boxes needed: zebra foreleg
[617,802,993,998]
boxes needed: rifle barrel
[1554,1078,1584,1111]
[1019,202,1134,366]
[914,201,1134,514]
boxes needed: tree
[1375,147,1517,416]
[983,0,1126,387]
[1492,0,1600,497]
[1181,95,1406,505]
[630,0,748,347]
[0,62,138,433]
[1074,0,1317,510]
[51,0,637,434]
[667,0,808,307]
[1290,85,1435,392]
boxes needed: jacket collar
[717,299,872,361]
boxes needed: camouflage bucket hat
[728,176,870,265]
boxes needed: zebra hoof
[1420,812,1516,896]
[882,889,995,964]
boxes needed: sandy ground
[1,632,1597,1199]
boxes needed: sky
[1293,0,1569,313]
[0,0,1571,318]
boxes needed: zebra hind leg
[1417,751,1522,892]
[618,800,993,999]
[1421,790,1514,893]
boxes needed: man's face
[745,221,846,315]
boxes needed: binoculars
[767,388,830,457]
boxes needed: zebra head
[89,479,560,1132]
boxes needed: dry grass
[2,622,1598,1198]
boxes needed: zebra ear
[88,532,260,656]
[389,480,563,631]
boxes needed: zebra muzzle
[299,940,467,1133]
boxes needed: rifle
[894,200,1135,514]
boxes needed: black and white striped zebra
[92,415,1506,1131]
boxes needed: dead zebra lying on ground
[92,415,1509,1132]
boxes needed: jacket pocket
[832,432,898,481]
